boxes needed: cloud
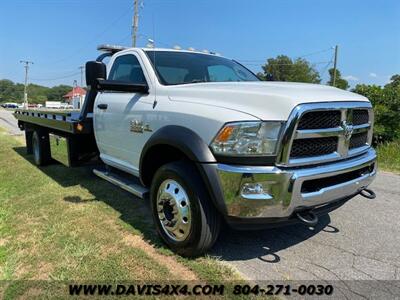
[369,72,377,78]
[343,75,359,81]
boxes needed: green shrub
[377,140,400,174]
[352,77,400,143]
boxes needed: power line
[30,71,81,81]
[298,47,334,58]
[44,8,132,65]
[237,46,335,63]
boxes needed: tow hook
[359,188,376,199]
[296,210,318,227]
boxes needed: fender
[139,125,228,215]
[140,125,216,167]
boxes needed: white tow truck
[14,45,377,256]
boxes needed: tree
[259,55,321,83]
[385,74,400,89]
[352,83,400,143]
[46,85,73,102]
[0,79,23,102]
[0,79,72,104]
[327,68,349,90]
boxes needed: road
[0,108,22,135]
[213,173,400,282]
[1,108,399,287]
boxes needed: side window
[207,65,237,82]
[157,66,189,85]
[108,55,146,84]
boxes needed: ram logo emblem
[341,121,354,141]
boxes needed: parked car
[2,103,19,109]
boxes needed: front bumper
[216,148,376,221]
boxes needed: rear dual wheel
[31,130,51,166]
[150,161,221,257]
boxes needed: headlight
[210,121,284,156]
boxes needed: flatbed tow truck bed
[14,107,97,167]
[14,109,93,134]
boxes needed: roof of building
[63,86,86,98]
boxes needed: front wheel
[150,161,221,257]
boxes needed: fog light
[241,183,273,200]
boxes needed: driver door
[94,53,154,175]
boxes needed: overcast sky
[0,0,399,87]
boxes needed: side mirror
[86,61,106,87]
[96,80,149,94]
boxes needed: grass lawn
[0,129,241,298]
[377,140,400,174]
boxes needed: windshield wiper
[190,79,207,83]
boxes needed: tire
[32,130,51,166]
[150,161,221,257]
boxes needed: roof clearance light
[188,47,195,51]
[97,44,127,53]
[173,45,182,50]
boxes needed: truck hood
[167,81,369,120]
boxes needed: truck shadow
[13,146,339,262]
[212,215,335,263]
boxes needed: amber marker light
[76,123,84,132]
[215,125,235,142]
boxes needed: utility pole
[332,45,338,87]
[132,0,139,47]
[79,66,84,86]
[19,60,34,108]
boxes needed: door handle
[97,103,108,110]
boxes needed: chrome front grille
[277,102,374,167]
[297,111,341,130]
[349,132,368,149]
[291,137,338,158]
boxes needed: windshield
[145,51,259,85]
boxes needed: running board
[93,168,149,199]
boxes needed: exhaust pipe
[296,210,318,227]
[359,188,376,199]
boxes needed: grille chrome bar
[276,101,373,167]
[295,123,370,140]
[295,127,343,139]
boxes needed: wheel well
[140,144,189,187]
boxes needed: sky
[0,0,399,88]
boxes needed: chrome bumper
[217,148,377,218]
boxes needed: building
[63,86,86,109]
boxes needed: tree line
[0,79,72,104]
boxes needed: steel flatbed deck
[14,108,93,134]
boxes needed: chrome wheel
[157,179,192,242]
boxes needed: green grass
[0,129,241,298]
[377,140,400,174]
